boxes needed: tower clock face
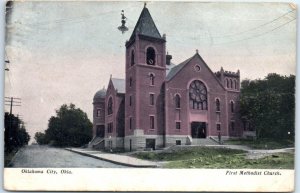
[189,80,207,110]
[147,59,154,64]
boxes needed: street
[10,145,127,168]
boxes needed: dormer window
[146,47,155,65]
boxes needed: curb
[6,147,23,167]
[65,148,158,168]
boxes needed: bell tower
[124,5,166,151]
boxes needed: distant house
[90,6,243,151]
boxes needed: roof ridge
[111,78,125,80]
[166,54,196,81]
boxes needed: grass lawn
[132,147,294,169]
[224,138,294,149]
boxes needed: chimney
[166,53,172,65]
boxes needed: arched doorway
[191,122,206,138]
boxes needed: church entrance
[191,122,206,138]
[146,139,156,150]
[96,125,105,138]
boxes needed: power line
[212,9,295,39]
[213,18,296,45]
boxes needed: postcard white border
[1,0,299,192]
[3,168,294,192]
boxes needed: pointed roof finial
[110,74,112,79]
[144,2,147,8]
[196,49,199,54]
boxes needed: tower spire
[128,5,163,42]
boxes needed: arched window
[131,50,135,66]
[230,79,233,88]
[108,97,113,115]
[150,74,155,86]
[226,79,229,88]
[146,47,155,65]
[216,99,220,111]
[129,77,132,87]
[234,80,237,89]
[189,80,207,110]
[230,101,234,113]
[175,94,180,109]
[129,96,132,106]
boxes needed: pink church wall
[165,54,232,137]
[105,80,124,138]
[92,98,105,137]
[125,36,166,136]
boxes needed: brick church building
[90,6,243,151]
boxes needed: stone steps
[191,138,219,146]
[88,137,105,148]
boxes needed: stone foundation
[104,137,124,151]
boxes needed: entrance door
[96,125,105,138]
[191,122,206,138]
[146,139,156,150]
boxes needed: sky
[4,1,296,142]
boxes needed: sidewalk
[65,148,158,168]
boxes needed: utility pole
[5,97,22,144]
[5,97,21,115]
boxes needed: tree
[43,104,92,147]
[4,113,30,152]
[34,132,48,145]
[240,74,295,140]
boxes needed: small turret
[166,52,172,65]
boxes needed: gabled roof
[111,78,125,94]
[166,62,177,76]
[166,56,194,81]
[129,7,162,41]
[165,53,226,90]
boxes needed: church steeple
[129,6,162,42]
